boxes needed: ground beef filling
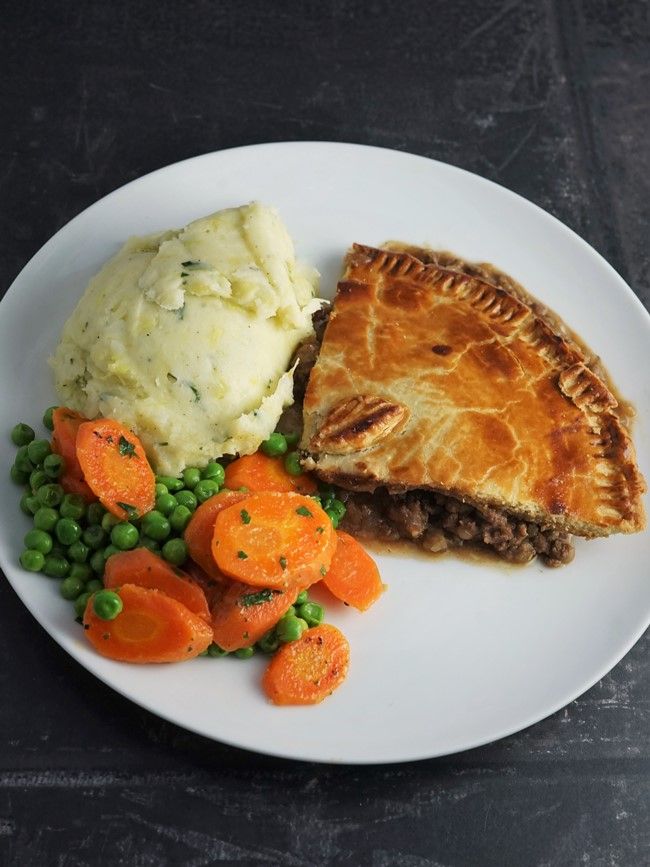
[288,300,576,568]
[338,488,575,567]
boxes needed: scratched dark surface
[1,1,649,865]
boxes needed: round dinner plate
[1,142,648,764]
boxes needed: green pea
[43,406,57,431]
[73,590,92,619]
[207,642,229,658]
[43,453,65,479]
[161,538,187,566]
[68,541,90,564]
[59,493,86,521]
[11,423,35,447]
[111,522,139,550]
[69,562,92,583]
[141,510,171,541]
[55,518,82,546]
[155,475,184,492]
[297,601,324,627]
[10,465,30,485]
[19,549,45,572]
[103,544,120,562]
[43,555,70,579]
[86,502,106,525]
[194,479,219,503]
[92,590,123,621]
[154,482,168,497]
[318,484,336,508]
[295,589,309,606]
[169,505,192,533]
[29,468,49,492]
[234,646,255,659]
[284,605,296,618]
[325,508,340,528]
[328,498,346,519]
[27,438,51,466]
[60,575,85,600]
[182,467,201,489]
[36,483,64,508]
[20,493,40,516]
[284,431,300,447]
[201,461,225,485]
[23,529,53,555]
[155,492,177,516]
[139,537,161,554]
[175,489,197,511]
[101,513,120,532]
[83,524,107,550]
[276,614,307,643]
[89,550,106,575]
[34,507,59,532]
[85,578,104,594]
[261,432,287,457]
[284,451,302,476]
[257,631,280,654]
[14,446,35,474]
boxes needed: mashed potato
[51,203,321,474]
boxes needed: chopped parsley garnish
[295,506,312,518]
[240,509,251,525]
[237,550,248,560]
[240,589,280,607]
[279,556,287,570]
[118,435,136,458]
[316,526,324,534]
[320,564,327,576]
[116,502,138,520]
[189,384,200,402]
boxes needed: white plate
[1,142,648,764]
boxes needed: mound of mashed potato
[51,203,321,475]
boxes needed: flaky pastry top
[301,245,646,537]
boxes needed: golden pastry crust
[302,245,646,537]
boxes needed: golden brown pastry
[301,244,646,564]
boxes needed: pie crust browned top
[301,244,646,538]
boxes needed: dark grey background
[1,1,648,865]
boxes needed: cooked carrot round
[51,407,96,502]
[211,580,299,651]
[322,530,385,611]
[103,548,210,621]
[184,490,250,582]
[211,492,336,589]
[224,451,317,495]
[83,584,212,663]
[262,623,350,705]
[76,419,155,520]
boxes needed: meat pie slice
[301,245,646,565]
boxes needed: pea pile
[10,414,344,660]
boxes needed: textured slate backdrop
[1,1,648,865]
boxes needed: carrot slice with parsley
[103,548,210,621]
[211,492,337,589]
[51,407,96,502]
[224,451,317,495]
[262,624,350,705]
[184,490,250,582]
[211,581,299,651]
[82,584,212,663]
[76,418,155,520]
[322,530,385,611]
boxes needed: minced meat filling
[338,488,575,567]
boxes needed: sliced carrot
[211,581,299,651]
[82,584,212,663]
[224,452,317,495]
[76,418,155,520]
[184,560,226,610]
[262,624,350,705]
[103,548,210,622]
[184,490,250,582]
[322,530,385,611]
[211,492,337,589]
[51,407,96,502]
